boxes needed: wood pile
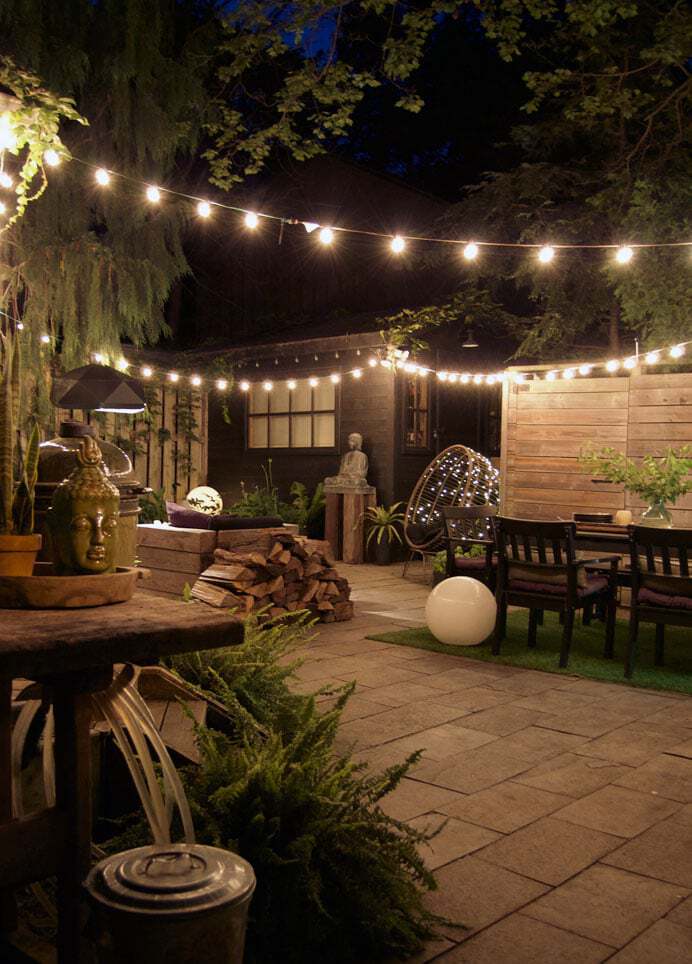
[191,529,354,622]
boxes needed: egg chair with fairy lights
[402,444,500,575]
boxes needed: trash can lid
[85,844,256,918]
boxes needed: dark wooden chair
[626,526,692,678]
[442,505,497,590]
[493,517,619,668]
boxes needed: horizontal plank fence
[500,370,692,528]
[54,385,208,501]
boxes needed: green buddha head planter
[47,435,120,575]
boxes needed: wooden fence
[500,370,692,528]
[54,385,208,500]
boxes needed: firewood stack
[190,528,354,622]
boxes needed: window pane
[271,382,290,413]
[313,413,335,447]
[292,379,311,411]
[314,380,335,410]
[248,416,268,448]
[291,414,311,447]
[269,415,289,448]
[249,384,268,414]
[418,378,429,408]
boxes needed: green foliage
[138,488,168,524]
[580,445,692,505]
[432,543,484,575]
[229,460,324,532]
[0,328,39,535]
[162,612,448,963]
[365,501,406,548]
[289,479,326,536]
[12,422,39,535]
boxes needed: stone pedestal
[325,487,376,564]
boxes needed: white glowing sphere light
[425,577,497,646]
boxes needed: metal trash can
[85,844,256,964]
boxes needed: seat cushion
[453,556,491,571]
[509,576,608,598]
[638,587,692,611]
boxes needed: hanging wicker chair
[403,445,500,571]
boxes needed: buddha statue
[47,435,120,575]
[325,432,371,491]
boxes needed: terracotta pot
[0,533,43,577]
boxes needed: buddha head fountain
[47,435,120,575]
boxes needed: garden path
[301,562,692,964]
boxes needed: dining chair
[625,526,692,677]
[493,517,619,668]
[442,505,497,591]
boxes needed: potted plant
[365,501,405,565]
[580,445,692,528]
[432,544,485,585]
[0,329,41,575]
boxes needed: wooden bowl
[0,564,149,610]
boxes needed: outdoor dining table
[0,591,244,964]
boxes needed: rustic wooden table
[0,591,244,964]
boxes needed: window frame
[401,374,433,453]
[245,377,339,453]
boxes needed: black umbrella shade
[51,364,146,414]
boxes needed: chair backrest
[574,512,613,524]
[404,444,500,551]
[494,516,577,566]
[443,505,498,544]
[629,526,692,591]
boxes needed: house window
[247,378,336,449]
[404,376,430,449]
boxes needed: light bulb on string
[239,380,250,392]
[448,373,458,384]
[216,379,228,391]
[0,172,13,189]
[330,373,341,384]
[244,211,259,229]
[563,368,575,380]
[93,352,104,364]
[0,115,17,151]
[644,351,659,365]
[40,334,51,345]
[605,359,620,373]
[390,235,406,254]
[438,371,448,382]
[43,148,61,167]
[0,201,6,215]
[16,322,24,331]
[615,246,634,265]
[191,375,202,387]
[537,245,555,264]
[141,366,153,378]
[196,200,211,218]
[513,372,526,383]
[473,374,483,385]
[546,370,557,381]
[461,374,471,384]
[486,374,496,385]
[368,357,378,367]
[352,368,362,379]
[318,227,334,245]
[287,379,297,390]
[670,344,685,359]
[146,185,161,203]
[578,364,592,376]
[116,357,129,371]
[463,242,479,261]
[262,380,273,392]
[168,371,179,383]
[95,168,111,186]
[309,377,319,387]
[623,356,637,370]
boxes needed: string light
[623,356,638,370]
[578,364,592,376]
[448,372,458,384]
[244,211,259,229]
[93,352,105,364]
[16,322,24,331]
[670,344,685,359]
[615,246,634,264]
[318,227,334,245]
[262,380,273,391]
[309,377,319,387]
[0,115,17,151]
[0,172,13,189]
[390,235,406,254]
[460,373,470,385]
[216,378,228,391]
[563,368,575,379]
[0,201,6,215]
[168,371,179,383]
[191,374,202,386]
[352,368,362,378]
[196,200,211,218]
[473,374,483,385]
[141,366,153,378]
[546,370,557,381]
[287,379,297,390]
[368,357,378,367]
[463,242,479,261]
[43,149,60,167]
[330,373,341,384]
[538,245,555,264]
[40,334,51,344]
[239,380,250,391]
[606,359,620,373]
[116,357,129,371]
[146,185,161,203]
[95,168,111,186]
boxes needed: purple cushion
[454,557,493,571]
[166,503,284,531]
[638,587,692,611]
[166,502,212,529]
[509,576,608,598]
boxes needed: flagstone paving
[307,562,692,963]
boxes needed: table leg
[53,686,94,964]
[0,676,17,934]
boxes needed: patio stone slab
[666,737,692,759]
[575,721,691,767]
[425,855,549,940]
[377,778,464,821]
[640,701,692,728]
[514,689,601,715]
[375,724,497,762]
[513,753,633,798]
[454,704,549,737]
[363,680,457,706]
[380,938,456,963]
[615,753,692,803]
[476,816,622,886]
[607,919,692,963]
[438,782,571,834]
[537,704,638,738]
[437,913,611,963]
[489,671,579,696]
[553,784,681,838]
[602,806,692,888]
[331,695,392,722]
[666,894,692,928]
[412,743,534,793]
[435,686,517,713]
[416,667,506,691]
[521,864,688,947]
[338,701,466,749]
[332,661,427,688]
[490,726,588,764]
[408,815,500,870]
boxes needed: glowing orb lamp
[425,577,497,646]
[185,486,223,516]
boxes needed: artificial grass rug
[368,609,691,695]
